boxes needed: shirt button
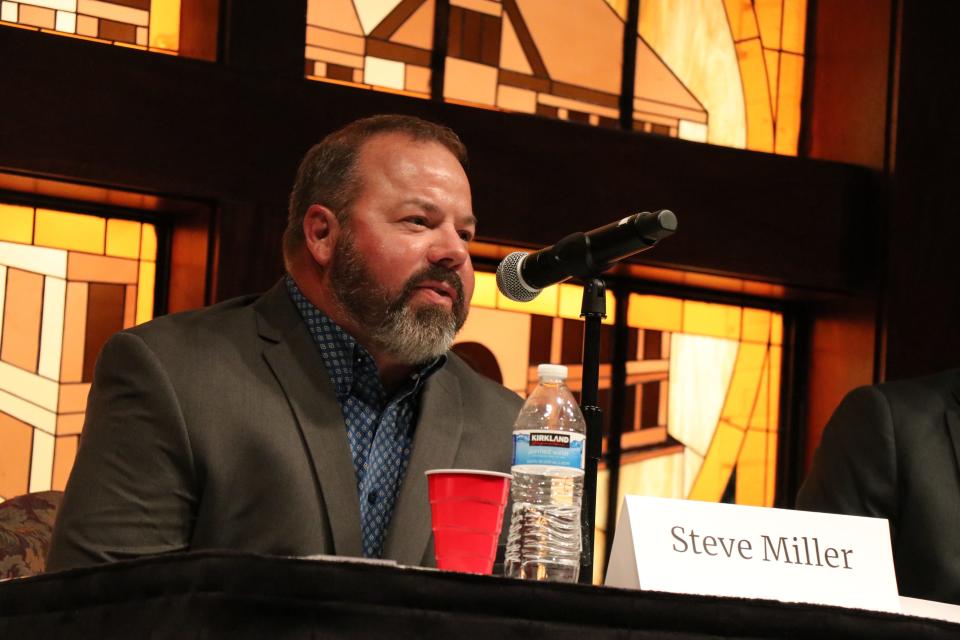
[367,491,378,505]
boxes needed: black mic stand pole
[577,277,606,584]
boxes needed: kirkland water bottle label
[512,430,585,469]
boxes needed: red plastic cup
[425,469,511,575]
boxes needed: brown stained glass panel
[1,269,43,373]
[640,380,660,428]
[112,0,152,10]
[643,329,662,360]
[0,412,33,498]
[528,314,553,365]
[327,63,355,81]
[82,283,125,382]
[560,318,583,364]
[99,18,138,43]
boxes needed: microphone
[495,210,677,302]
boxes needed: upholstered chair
[0,491,64,579]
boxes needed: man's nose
[428,224,469,269]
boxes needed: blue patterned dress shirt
[286,277,444,558]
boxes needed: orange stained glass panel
[52,435,79,491]
[136,261,156,325]
[723,0,759,41]
[124,284,138,328]
[60,282,89,383]
[500,10,533,74]
[149,0,181,51]
[471,271,497,308]
[1,268,44,372]
[392,0,435,49]
[34,209,106,254]
[764,48,780,113]
[106,219,142,259]
[140,223,158,260]
[0,412,33,499]
[0,203,34,244]
[58,382,91,414]
[688,419,743,502]
[517,0,624,95]
[68,252,140,284]
[682,300,741,340]
[754,0,783,49]
[18,4,56,29]
[627,294,681,331]
[735,38,775,153]
[774,52,804,156]
[603,0,629,21]
[497,282,558,316]
[308,0,364,34]
[768,345,782,426]
[781,0,807,53]
[741,307,772,344]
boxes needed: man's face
[327,133,476,365]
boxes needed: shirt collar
[285,276,445,403]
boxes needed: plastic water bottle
[504,364,586,582]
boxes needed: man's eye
[406,216,428,227]
[459,231,474,242]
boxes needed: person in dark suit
[796,369,960,605]
[47,115,523,571]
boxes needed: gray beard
[329,229,467,366]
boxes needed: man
[47,115,523,571]
[796,369,960,604]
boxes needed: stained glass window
[304,0,806,155]
[0,203,158,502]
[456,271,783,582]
[305,0,436,97]
[0,0,182,53]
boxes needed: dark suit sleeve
[46,332,198,572]
[796,385,899,536]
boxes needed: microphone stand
[578,277,606,585]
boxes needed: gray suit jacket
[796,370,960,604]
[47,282,523,572]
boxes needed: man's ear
[302,204,340,268]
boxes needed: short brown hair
[283,114,468,259]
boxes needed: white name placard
[605,496,900,613]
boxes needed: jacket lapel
[946,376,960,484]
[382,364,463,565]
[255,282,363,558]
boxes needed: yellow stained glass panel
[497,284,558,316]
[106,219,142,259]
[721,342,766,427]
[688,420,743,502]
[754,0,783,49]
[34,209,105,255]
[140,223,158,260]
[471,271,498,308]
[775,52,805,156]
[781,0,807,53]
[741,307,772,344]
[682,300,741,340]
[0,204,34,244]
[771,313,783,346]
[149,0,181,51]
[627,294,681,331]
[136,261,156,325]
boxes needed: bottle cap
[537,363,568,380]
